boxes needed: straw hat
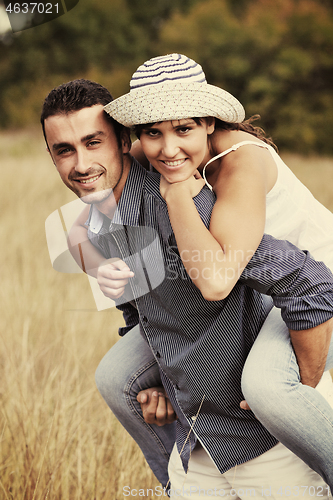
[104,54,245,127]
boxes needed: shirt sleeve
[239,234,333,330]
[116,302,140,336]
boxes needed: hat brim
[104,82,245,127]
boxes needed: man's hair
[41,79,124,146]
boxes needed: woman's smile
[139,118,215,183]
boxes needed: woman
[71,54,333,489]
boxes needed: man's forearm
[290,317,333,387]
[241,235,333,330]
[240,235,333,387]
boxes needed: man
[41,79,333,495]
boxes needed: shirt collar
[87,158,146,234]
[112,157,146,227]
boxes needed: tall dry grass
[0,130,332,499]
[0,129,158,499]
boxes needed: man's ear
[46,146,57,167]
[121,128,132,154]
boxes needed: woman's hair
[134,115,277,151]
[215,114,278,151]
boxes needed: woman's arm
[162,145,274,300]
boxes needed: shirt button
[142,316,148,324]
[175,384,180,390]
[156,351,161,358]
[191,416,197,421]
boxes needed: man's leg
[224,443,331,499]
[168,443,238,500]
[168,442,331,499]
[95,325,176,487]
[241,306,333,488]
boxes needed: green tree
[243,0,333,152]
[0,0,147,127]
[1,0,333,153]
[159,0,333,153]
[124,0,201,45]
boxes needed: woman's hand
[160,170,205,201]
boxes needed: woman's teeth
[164,159,185,166]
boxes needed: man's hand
[137,387,177,426]
[240,400,251,411]
[97,258,134,299]
[290,317,333,388]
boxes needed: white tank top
[203,141,333,270]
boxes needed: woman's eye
[145,130,160,137]
[178,127,191,134]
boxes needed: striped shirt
[87,159,333,474]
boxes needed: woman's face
[139,118,214,183]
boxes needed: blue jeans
[242,307,333,489]
[95,325,175,488]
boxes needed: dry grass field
[0,129,158,499]
[0,129,332,499]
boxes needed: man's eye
[58,148,70,155]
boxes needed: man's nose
[74,150,91,174]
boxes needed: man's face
[44,105,131,207]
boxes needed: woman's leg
[241,307,333,489]
[95,325,176,487]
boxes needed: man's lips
[72,173,103,185]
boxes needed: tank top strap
[202,140,270,190]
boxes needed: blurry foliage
[1,0,333,153]
[159,0,333,153]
